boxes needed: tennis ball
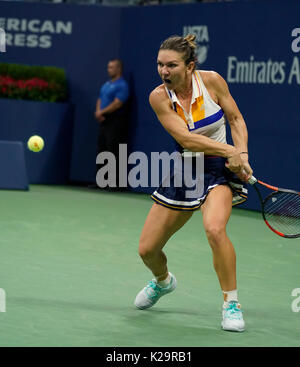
[27,135,44,152]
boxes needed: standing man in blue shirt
[94,59,130,190]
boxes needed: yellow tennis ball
[27,135,44,152]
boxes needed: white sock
[223,289,238,306]
[156,273,171,287]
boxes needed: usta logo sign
[183,25,209,65]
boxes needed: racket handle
[248,175,257,185]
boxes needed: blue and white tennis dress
[151,70,248,211]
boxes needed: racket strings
[264,192,300,236]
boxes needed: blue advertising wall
[0,1,121,182]
[0,99,73,183]
[0,0,299,210]
[120,0,300,210]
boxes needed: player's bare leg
[134,203,193,309]
[201,185,236,291]
[201,184,245,332]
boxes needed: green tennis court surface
[0,185,299,347]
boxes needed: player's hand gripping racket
[248,176,300,238]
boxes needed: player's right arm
[149,86,240,163]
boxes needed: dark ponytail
[159,34,197,69]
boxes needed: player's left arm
[210,72,253,179]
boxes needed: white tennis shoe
[221,301,245,332]
[134,273,177,310]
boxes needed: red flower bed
[0,75,65,102]
[0,63,67,102]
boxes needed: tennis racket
[248,176,300,238]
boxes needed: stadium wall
[0,0,299,210]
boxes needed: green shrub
[0,63,68,102]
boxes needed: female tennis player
[134,34,253,332]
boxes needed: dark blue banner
[120,0,300,210]
[0,1,121,182]
[0,0,299,210]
